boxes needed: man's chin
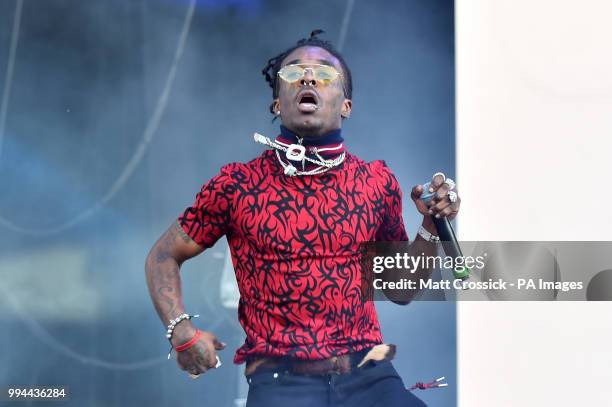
[285,118,325,137]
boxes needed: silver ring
[444,178,456,191]
[432,172,446,182]
[447,191,458,203]
[189,373,201,379]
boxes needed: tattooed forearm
[145,223,193,325]
[146,254,184,324]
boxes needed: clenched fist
[172,324,226,378]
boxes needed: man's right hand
[172,323,226,377]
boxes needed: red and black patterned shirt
[178,135,408,364]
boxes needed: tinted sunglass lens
[279,66,304,82]
[315,67,338,82]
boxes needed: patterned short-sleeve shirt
[178,149,408,364]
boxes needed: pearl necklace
[254,132,346,176]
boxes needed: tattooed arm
[145,221,226,376]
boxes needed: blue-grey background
[0,0,456,405]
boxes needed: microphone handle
[431,216,470,280]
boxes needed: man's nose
[300,68,317,87]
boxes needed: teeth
[298,102,318,112]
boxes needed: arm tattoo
[174,220,192,243]
[145,224,190,325]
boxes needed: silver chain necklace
[254,133,346,176]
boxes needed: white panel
[456,1,612,405]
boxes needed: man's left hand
[410,172,460,220]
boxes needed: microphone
[420,181,470,280]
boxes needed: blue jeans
[245,359,427,407]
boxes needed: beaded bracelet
[166,313,199,359]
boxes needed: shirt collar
[278,125,344,147]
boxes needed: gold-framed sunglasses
[278,63,341,83]
[277,64,347,95]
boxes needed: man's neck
[279,125,343,147]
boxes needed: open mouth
[297,91,319,113]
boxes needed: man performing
[145,30,460,407]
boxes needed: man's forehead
[281,47,341,68]
[285,58,335,66]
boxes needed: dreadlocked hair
[262,29,353,115]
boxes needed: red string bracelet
[175,330,202,352]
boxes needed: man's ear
[341,99,352,118]
[270,98,281,115]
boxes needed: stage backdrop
[0,1,456,406]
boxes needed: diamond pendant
[284,164,297,176]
